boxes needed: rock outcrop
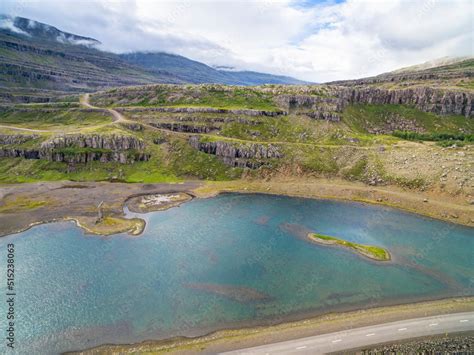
[275,95,342,121]
[189,135,282,168]
[0,134,149,164]
[0,148,40,159]
[149,122,218,133]
[117,106,286,117]
[40,134,145,151]
[275,87,473,119]
[364,114,426,134]
[338,87,473,117]
[0,134,39,145]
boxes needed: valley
[0,12,473,355]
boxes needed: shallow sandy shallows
[0,181,201,237]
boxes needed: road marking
[296,346,307,350]
[332,339,342,343]
[366,333,375,337]
[429,323,439,326]
[460,319,469,323]
[398,328,407,331]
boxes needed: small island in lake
[307,233,391,261]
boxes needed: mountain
[390,56,472,74]
[119,52,308,85]
[0,15,173,100]
[0,15,101,47]
[329,57,474,87]
[0,15,305,102]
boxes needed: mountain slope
[119,52,308,85]
[329,57,474,90]
[0,15,305,102]
[0,16,181,97]
[0,15,101,46]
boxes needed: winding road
[222,312,474,354]
[80,93,128,123]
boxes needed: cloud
[2,0,473,82]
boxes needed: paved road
[223,312,474,354]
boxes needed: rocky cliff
[0,134,40,145]
[0,134,149,164]
[40,134,146,151]
[189,135,282,168]
[275,95,342,121]
[117,106,286,117]
[273,87,473,119]
[149,122,218,133]
[338,87,473,117]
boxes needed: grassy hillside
[91,85,280,111]
[343,104,473,134]
[0,76,471,205]
[0,108,112,129]
[331,57,474,91]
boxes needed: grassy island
[308,233,391,261]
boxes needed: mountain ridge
[0,15,101,47]
[119,51,308,85]
[0,15,305,96]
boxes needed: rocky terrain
[331,57,474,88]
[1,76,472,197]
[360,332,474,354]
[0,133,149,164]
[0,36,472,220]
[189,135,282,168]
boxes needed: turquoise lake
[0,193,473,354]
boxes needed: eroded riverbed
[0,193,473,354]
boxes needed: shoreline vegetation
[70,297,474,354]
[307,232,391,261]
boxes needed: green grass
[93,85,280,111]
[0,158,179,183]
[0,108,112,129]
[289,145,339,174]
[309,233,390,261]
[0,196,48,213]
[343,104,473,134]
[168,139,243,180]
[221,116,310,142]
[53,147,112,155]
[343,156,368,180]
[392,130,473,142]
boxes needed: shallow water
[0,193,473,354]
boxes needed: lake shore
[1,179,472,354]
[71,297,474,354]
[0,177,472,238]
[192,178,474,227]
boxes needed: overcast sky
[2,0,473,82]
